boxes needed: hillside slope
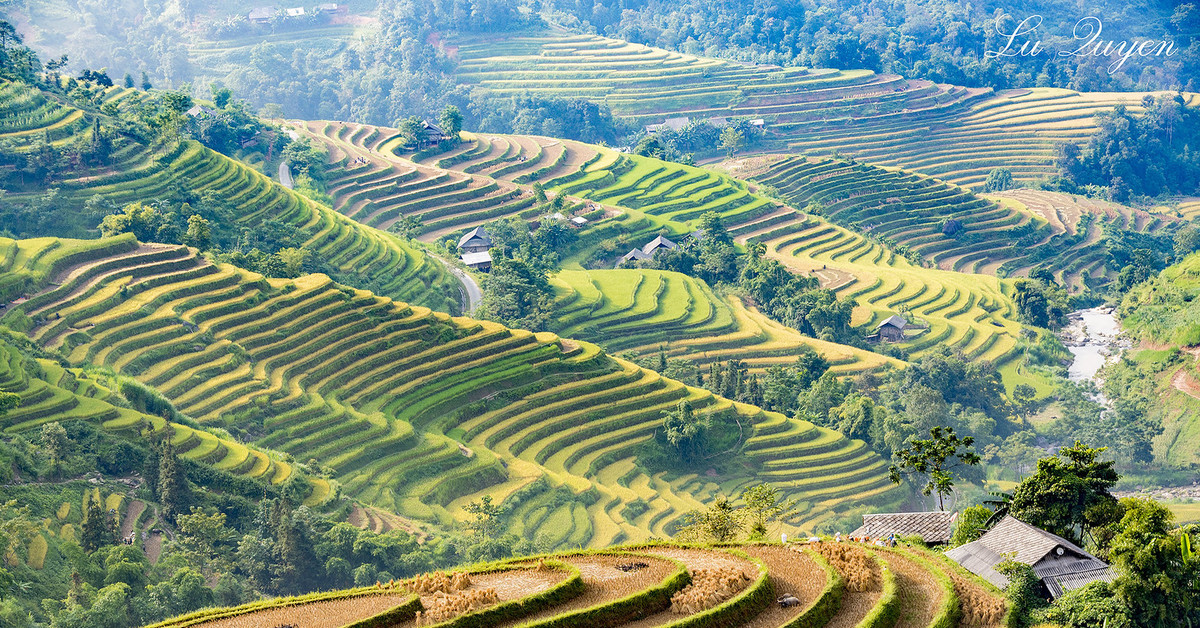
[296,121,1042,389]
[296,120,898,376]
[0,79,462,314]
[451,31,1195,189]
[0,239,322,500]
[745,156,1182,292]
[1,235,901,544]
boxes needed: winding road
[428,253,481,314]
[452,266,483,315]
[278,161,294,189]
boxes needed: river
[1062,307,1125,384]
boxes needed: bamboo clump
[669,567,751,614]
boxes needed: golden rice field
[151,543,1008,628]
[1,235,901,546]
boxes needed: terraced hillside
[297,121,897,375]
[0,239,323,500]
[152,542,1008,628]
[451,32,1195,188]
[299,121,1031,384]
[549,269,901,375]
[746,156,1182,291]
[0,235,901,545]
[0,79,461,314]
[527,147,1027,373]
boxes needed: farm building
[185,105,216,118]
[617,234,677,267]
[418,120,450,146]
[248,7,276,22]
[285,7,306,17]
[458,226,491,254]
[315,3,347,15]
[570,216,588,227]
[872,314,907,342]
[642,235,677,256]
[849,511,957,545]
[461,251,492,271]
[618,249,650,266]
[644,116,691,133]
[945,515,1115,599]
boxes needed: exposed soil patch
[194,592,410,628]
[741,545,827,628]
[494,553,676,627]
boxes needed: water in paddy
[1062,307,1123,384]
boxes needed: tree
[739,484,796,540]
[1104,498,1200,625]
[888,426,981,511]
[177,508,237,574]
[1011,384,1036,421]
[677,495,742,542]
[950,504,991,547]
[80,499,116,552]
[463,495,504,539]
[122,73,133,89]
[1008,441,1120,545]
[39,421,68,477]
[140,71,152,91]
[719,126,744,157]
[439,105,463,139]
[157,440,191,523]
[182,214,211,250]
[997,560,1046,628]
[660,400,710,462]
[211,85,233,109]
[983,167,1014,192]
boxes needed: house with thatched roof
[850,511,957,545]
[945,515,1115,599]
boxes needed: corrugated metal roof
[944,516,1113,599]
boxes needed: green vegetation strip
[856,550,900,628]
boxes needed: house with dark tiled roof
[642,235,676,256]
[850,511,957,545]
[617,248,650,267]
[458,226,491,254]
[945,515,1115,599]
[872,314,908,342]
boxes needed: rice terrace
[0,0,1198,626]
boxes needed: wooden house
[849,511,957,545]
[945,515,1115,599]
[458,226,492,254]
[873,314,907,342]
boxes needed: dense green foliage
[1007,442,1120,545]
[543,0,1198,92]
[1055,95,1200,200]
